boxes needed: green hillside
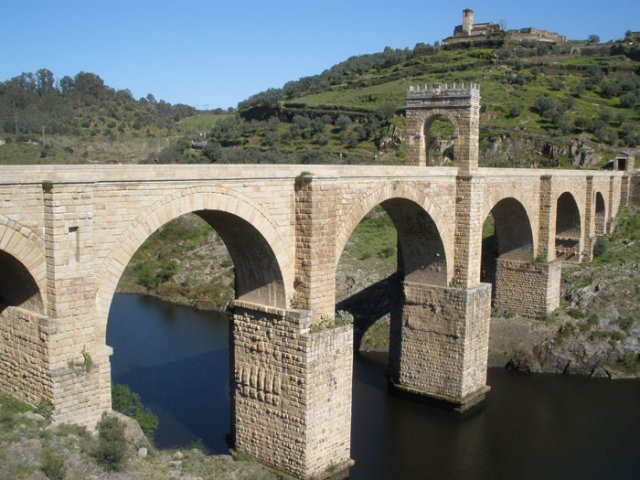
[0,70,199,164]
[153,33,640,168]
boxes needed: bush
[112,384,158,440]
[93,413,127,471]
[593,237,609,257]
[507,105,522,118]
[40,448,66,480]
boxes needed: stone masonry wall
[0,307,53,405]
[305,325,353,478]
[233,303,352,479]
[392,282,491,404]
[495,259,561,316]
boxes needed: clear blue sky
[2,0,638,109]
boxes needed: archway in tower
[424,115,457,166]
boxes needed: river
[107,293,640,479]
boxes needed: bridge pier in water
[389,281,491,410]
[232,302,353,479]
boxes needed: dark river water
[107,293,640,480]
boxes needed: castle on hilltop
[443,9,567,46]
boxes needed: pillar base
[389,282,492,410]
[495,259,561,317]
[389,381,490,413]
[233,302,353,480]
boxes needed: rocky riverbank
[0,394,288,480]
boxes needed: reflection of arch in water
[555,192,582,261]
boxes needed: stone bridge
[0,84,634,479]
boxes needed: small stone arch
[405,83,480,171]
[95,189,293,337]
[555,192,582,261]
[335,182,452,283]
[594,191,606,236]
[0,218,47,314]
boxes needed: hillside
[0,70,198,164]
[150,32,640,168]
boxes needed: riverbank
[0,394,288,480]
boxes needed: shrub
[593,237,609,257]
[112,384,158,440]
[93,413,127,471]
[40,448,66,480]
[617,316,635,332]
[507,105,522,118]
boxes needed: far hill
[0,70,199,164]
[156,31,640,168]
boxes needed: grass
[179,113,233,136]
[341,206,397,270]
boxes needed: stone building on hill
[443,8,567,46]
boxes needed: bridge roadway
[0,162,631,478]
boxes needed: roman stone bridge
[0,84,634,479]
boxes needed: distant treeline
[0,69,195,137]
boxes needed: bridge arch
[481,197,535,304]
[484,197,535,261]
[594,191,606,236]
[335,182,452,283]
[0,218,47,313]
[555,191,582,261]
[96,188,293,338]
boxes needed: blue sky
[2,0,638,109]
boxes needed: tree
[59,75,74,96]
[36,68,54,93]
[587,34,600,45]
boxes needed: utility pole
[14,112,19,138]
[42,126,46,147]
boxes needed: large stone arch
[335,182,452,284]
[0,217,47,313]
[555,191,582,261]
[95,188,293,338]
[594,191,606,236]
[0,218,49,407]
[481,191,539,256]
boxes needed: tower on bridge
[405,83,481,173]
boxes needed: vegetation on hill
[0,70,197,164]
[148,32,640,168]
